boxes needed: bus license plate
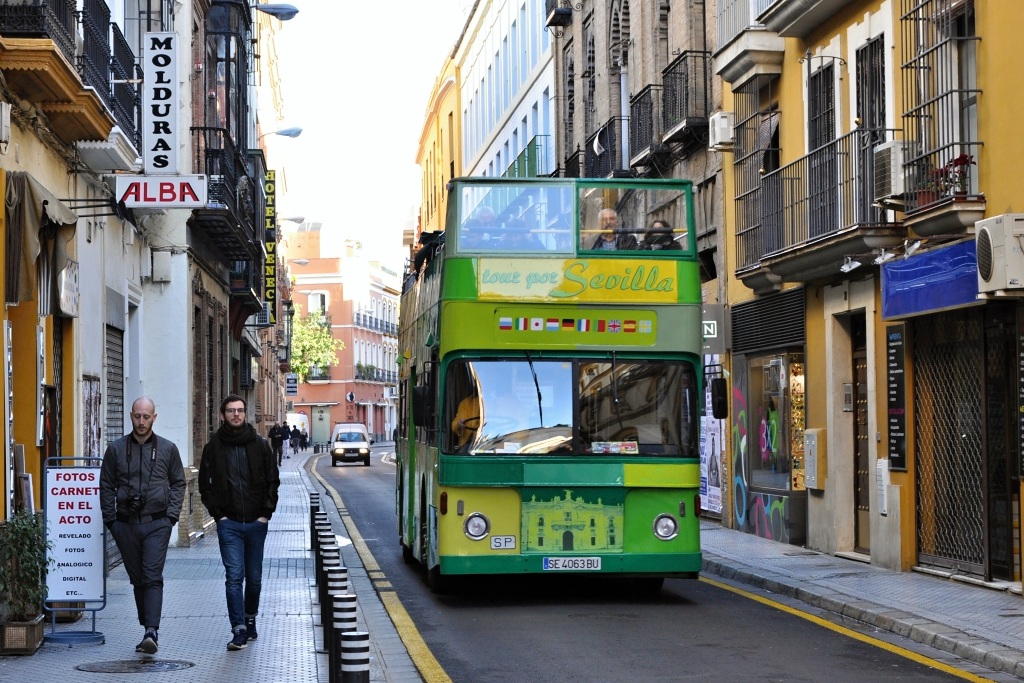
[543,557,601,571]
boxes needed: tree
[290,303,344,383]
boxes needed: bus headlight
[464,512,490,540]
[653,514,678,541]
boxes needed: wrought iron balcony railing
[585,118,626,178]
[757,128,887,258]
[0,0,76,65]
[629,85,660,165]
[503,135,550,178]
[563,147,583,178]
[662,51,711,142]
[110,22,140,147]
[79,0,109,95]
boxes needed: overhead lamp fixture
[873,249,896,265]
[259,126,302,140]
[253,3,299,21]
[840,256,862,273]
[290,259,310,266]
[279,216,304,224]
[904,239,922,258]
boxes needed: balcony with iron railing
[191,126,260,261]
[737,128,905,289]
[228,260,261,313]
[662,51,711,145]
[628,85,664,168]
[109,23,140,147]
[307,366,331,383]
[714,0,784,85]
[0,0,116,145]
[503,135,551,178]
[585,118,626,178]
[563,146,583,178]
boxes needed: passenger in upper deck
[587,208,638,251]
[462,206,498,248]
[500,220,546,251]
[639,220,683,251]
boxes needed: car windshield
[335,432,363,443]
[444,359,697,456]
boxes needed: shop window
[747,353,805,491]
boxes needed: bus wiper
[525,352,543,427]
[610,352,624,431]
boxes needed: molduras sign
[143,32,179,174]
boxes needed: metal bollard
[336,630,370,683]
[317,555,341,607]
[325,565,349,597]
[332,593,359,634]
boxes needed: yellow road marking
[310,456,453,683]
[700,576,993,682]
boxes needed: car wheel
[363,456,370,466]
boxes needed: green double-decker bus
[397,177,723,592]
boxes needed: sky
[267,2,473,267]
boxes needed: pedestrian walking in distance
[99,396,185,655]
[268,421,287,466]
[199,395,280,651]
[289,424,300,457]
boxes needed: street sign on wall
[286,373,298,396]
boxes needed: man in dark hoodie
[199,394,280,651]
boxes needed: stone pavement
[0,448,419,683]
[3,446,1024,681]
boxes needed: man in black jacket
[199,394,280,651]
[99,396,185,655]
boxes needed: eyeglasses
[225,408,246,415]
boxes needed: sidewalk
[0,448,417,682]
[701,520,1024,679]
[3,450,1023,681]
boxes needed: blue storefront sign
[881,239,981,319]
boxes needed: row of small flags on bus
[498,317,653,334]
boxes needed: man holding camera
[100,396,185,655]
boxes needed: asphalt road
[318,448,1004,683]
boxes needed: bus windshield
[445,359,698,457]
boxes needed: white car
[330,423,373,466]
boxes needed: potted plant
[927,153,975,197]
[228,268,247,289]
[0,509,52,654]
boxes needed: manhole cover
[76,659,195,673]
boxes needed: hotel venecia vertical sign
[117,32,208,208]
[264,170,277,324]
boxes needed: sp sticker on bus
[490,536,516,550]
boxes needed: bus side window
[412,385,435,427]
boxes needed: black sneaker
[245,617,258,641]
[227,628,248,651]
[136,629,158,654]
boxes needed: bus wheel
[426,565,452,594]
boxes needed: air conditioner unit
[708,111,734,150]
[976,214,1024,294]
[873,141,910,202]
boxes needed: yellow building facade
[718,0,1022,585]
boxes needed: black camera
[126,494,146,513]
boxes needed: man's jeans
[216,518,269,629]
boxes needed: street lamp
[253,3,299,21]
[259,126,303,140]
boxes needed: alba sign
[116,175,208,208]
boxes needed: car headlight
[359,448,369,454]
[464,512,490,540]
[653,514,678,541]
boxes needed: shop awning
[5,171,78,306]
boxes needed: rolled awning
[5,171,78,306]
